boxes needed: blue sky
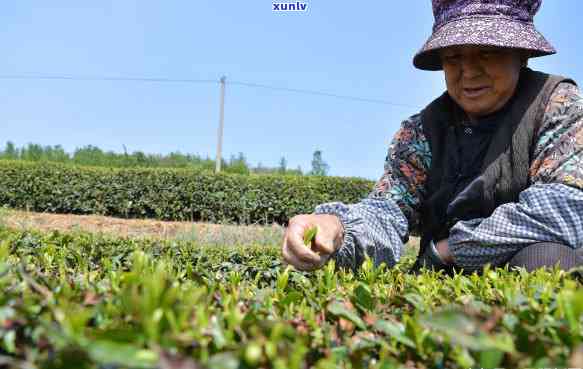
[2,1,582,180]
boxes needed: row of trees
[0,141,330,176]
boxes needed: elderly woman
[282,0,583,274]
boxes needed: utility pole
[215,76,226,173]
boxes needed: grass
[173,221,285,247]
[0,206,11,229]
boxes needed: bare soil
[0,209,283,243]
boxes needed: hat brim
[413,16,556,71]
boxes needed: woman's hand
[282,214,344,271]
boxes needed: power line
[0,73,415,108]
[229,80,415,108]
[0,74,218,84]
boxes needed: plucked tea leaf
[303,226,318,247]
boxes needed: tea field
[0,226,582,369]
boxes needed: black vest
[413,68,576,270]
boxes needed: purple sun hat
[413,0,556,71]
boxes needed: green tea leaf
[353,283,374,311]
[479,348,505,369]
[207,352,239,369]
[374,319,416,349]
[281,291,303,306]
[327,301,366,330]
[86,340,158,368]
[303,226,318,247]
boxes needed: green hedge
[0,160,374,224]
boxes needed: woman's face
[440,45,523,121]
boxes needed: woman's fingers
[311,230,335,255]
[285,223,322,264]
[282,241,319,271]
[282,219,323,271]
[282,213,344,271]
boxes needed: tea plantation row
[0,227,582,368]
[0,160,374,224]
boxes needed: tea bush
[0,227,582,368]
[0,160,374,224]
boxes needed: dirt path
[0,208,285,245]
